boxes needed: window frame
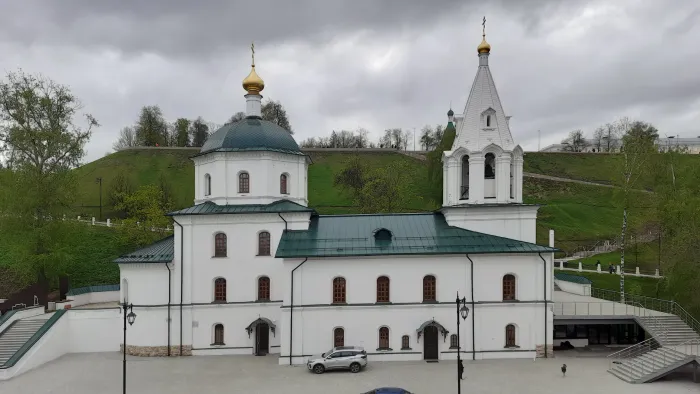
[204,173,212,196]
[505,324,516,348]
[334,327,345,348]
[280,173,289,195]
[376,276,390,303]
[450,334,458,349]
[257,276,270,301]
[214,233,227,257]
[258,231,271,256]
[503,274,516,301]
[238,171,250,193]
[332,277,346,304]
[401,335,410,350]
[213,323,225,345]
[423,275,436,302]
[214,278,227,302]
[378,327,390,350]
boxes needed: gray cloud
[1,0,699,160]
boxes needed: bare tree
[113,126,137,151]
[592,127,604,152]
[226,111,246,125]
[561,129,588,152]
[602,122,620,152]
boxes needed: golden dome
[242,65,264,95]
[477,36,491,54]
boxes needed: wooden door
[256,323,269,356]
[423,326,439,360]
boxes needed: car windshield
[322,349,334,358]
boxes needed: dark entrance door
[423,326,439,360]
[256,323,269,356]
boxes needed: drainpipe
[466,254,475,361]
[539,253,548,358]
[173,218,184,356]
[289,257,308,365]
[278,213,288,231]
[165,262,172,356]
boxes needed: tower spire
[242,41,265,117]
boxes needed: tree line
[560,118,660,153]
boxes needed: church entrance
[423,325,439,361]
[255,323,269,356]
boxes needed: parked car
[306,346,367,374]
[362,388,414,394]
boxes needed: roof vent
[374,228,393,242]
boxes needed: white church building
[115,32,557,365]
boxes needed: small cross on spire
[251,41,256,66]
[482,16,486,38]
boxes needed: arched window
[239,172,250,193]
[503,274,516,301]
[258,276,270,301]
[214,278,226,302]
[505,324,516,347]
[461,155,470,200]
[121,278,129,303]
[423,275,436,302]
[258,231,271,256]
[204,174,211,196]
[214,324,225,345]
[401,335,410,350]
[450,334,458,348]
[486,115,491,127]
[214,233,227,257]
[332,277,346,304]
[334,327,344,347]
[376,276,390,303]
[378,327,390,350]
[510,156,514,199]
[280,174,288,194]
[374,229,392,242]
[485,153,496,179]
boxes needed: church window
[505,324,516,347]
[334,327,345,347]
[461,155,470,200]
[332,277,346,304]
[401,335,410,350]
[258,276,270,301]
[450,334,458,349]
[378,327,390,350]
[376,276,390,303]
[204,174,211,196]
[258,231,271,256]
[214,324,225,345]
[486,115,491,127]
[214,233,227,257]
[239,172,250,193]
[503,274,516,301]
[214,278,227,302]
[423,275,436,302]
[510,157,514,199]
[484,153,496,179]
[280,174,288,194]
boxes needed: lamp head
[460,304,469,320]
[127,309,137,326]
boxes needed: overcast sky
[1,0,699,162]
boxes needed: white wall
[68,309,121,353]
[57,291,120,309]
[554,279,591,296]
[193,151,308,206]
[442,205,539,243]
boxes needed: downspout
[165,262,172,356]
[466,254,475,361]
[278,213,288,231]
[173,218,184,356]
[289,257,308,365]
[538,253,547,358]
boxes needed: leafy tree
[420,126,435,151]
[0,69,97,280]
[334,156,369,195]
[226,111,246,125]
[157,172,174,212]
[174,118,191,147]
[355,162,411,213]
[134,105,168,146]
[114,184,172,247]
[622,120,659,150]
[113,126,137,151]
[261,100,293,133]
[190,117,210,147]
[426,123,457,202]
[561,129,588,152]
[107,171,135,218]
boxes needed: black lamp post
[456,292,469,394]
[95,177,103,221]
[123,303,137,394]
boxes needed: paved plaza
[1,352,697,394]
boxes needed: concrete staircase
[608,347,696,383]
[637,316,700,346]
[0,315,52,366]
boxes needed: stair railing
[670,303,700,339]
[607,336,661,377]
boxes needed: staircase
[0,315,52,367]
[637,316,700,346]
[608,345,696,383]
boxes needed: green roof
[554,272,593,285]
[276,213,557,258]
[167,199,315,216]
[198,117,304,156]
[67,284,120,296]
[113,236,174,264]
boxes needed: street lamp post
[122,303,137,394]
[456,292,469,394]
[95,177,103,221]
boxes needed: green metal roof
[198,117,304,156]
[167,199,315,216]
[276,213,557,258]
[554,272,593,285]
[66,284,120,296]
[113,235,174,264]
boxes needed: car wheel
[313,364,325,374]
[349,363,361,373]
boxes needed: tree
[226,112,246,125]
[380,128,409,150]
[261,100,293,133]
[622,120,659,150]
[107,171,135,218]
[592,127,604,152]
[355,162,411,213]
[113,126,137,151]
[157,172,174,212]
[190,117,210,147]
[420,126,435,151]
[602,122,620,152]
[0,69,97,279]
[114,184,172,247]
[561,129,588,152]
[334,156,369,195]
[426,123,457,202]
[173,118,191,147]
[134,105,168,146]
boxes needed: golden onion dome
[242,65,264,95]
[477,36,491,54]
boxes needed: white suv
[307,346,368,374]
